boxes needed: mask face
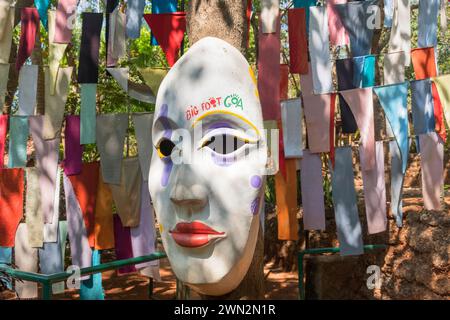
[148,37,267,296]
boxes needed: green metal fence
[297,244,388,300]
[0,252,167,300]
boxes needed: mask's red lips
[169,221,226,248]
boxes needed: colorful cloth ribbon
[8,116,29,168]
[261,0,279,33]
[0,2,14,64]
[80,83,97,145]
[281,98,303,158]
[54,0,77,43]
[132,113,154,181]
[287,8,308,74]
[14,224,38,298]
[25,168,43,248]
[113,214,137,274]
[77,13,103,84]
[16,8,40,71]
[48,10,69,95]
[411,79,436,135]
[18,65,38,116]
[64,115,83,176]
[94,170,115,250]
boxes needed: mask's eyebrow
[191,110,261,137]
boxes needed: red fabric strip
[143,12,186,67]
[0,168,24,247]
[16,8,40,71]
[280,64,289,101]
[68,162,100,248]
[288,8,308,74]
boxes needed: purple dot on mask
[250,175,262,189]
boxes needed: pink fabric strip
[360,141,387,234]
[54,0,77,43]
[29,116,60,223]
[301,65,332,153]
[327,0,349,46]
[340,87,375,171]
[300,150,326,230]
[419,132,444,210]
[0,114,7,168]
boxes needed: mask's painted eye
[202,134,248,155]
[157,138,176,158]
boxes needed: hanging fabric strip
[106,67,129,92]
[383,51,406,85]
[80,249,104,300]
[300,150,326,230]
[432,75,450,132]
[107,6,126,67]
[18,65,38,116]
[138,67,168,96]
[411,79,436,135]
[278,119,287,179]
[64,115,83,176]
[0,246,12,289]
[340,88,375,171]
[25,167,43,248]
[418,0,439,48]
[258,14,280,120]
[388,0,410,65]
[431,81,447,142]
[384,0,394,27]
[264,120,279,175]
[0,168,24,247]
[80,83,97,145]
[29,116,60,224]
[132,113,154,181]
[336,58,358,133]
[419,132,443,210]
[293,0,317,35]
[281,98,303,158]
[54,0,77,43]
[0,63,9,108]
[126,0,145,39]
[68,162,100,248]
[38,228,65,293]
[275,158,299,240]
[131,183,158,269]
[51,220,67,294]
[96,113,128,185]
[113,214,137,274]
[35,0,50,28]
[105,0,120,67]
[143,12,187,67]
[287,8,308,74]
[48,10,69,96]
[335,0,378,57]
[440,0,448,37]
[327,0,349,46]
[0,114,7,168]
[77,13,103,84]
[330,147,364,256]
[411,47,438,80]
[390,140,404,226]
[279,64,289,101]
[43,66,72,140]
[261,0,279,33]
[150,0,178,45]
[43,167,61,243]
[14,224,38,298]
[8,116,29,168]
[63,173,92,279]
[301,64,332,153]
[374,82,409,173]
[353,55,376,88]
[309,5,333,94]
[110,157,143,228]
[16,8,40,71]
[360,141,387,234]
[0,2,13,64]
[94,170,115,250]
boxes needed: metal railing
[297,244,388,300]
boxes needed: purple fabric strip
[360,141,387,234]
[29,116,60,224]
[419,133,444,210]
[113,214,137,274]
[130,183,158,269]
[64,115,83,176]
[300,150,326,230]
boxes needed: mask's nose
[169,165,208,211]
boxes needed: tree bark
[185,0,265,300]
[186,0,250,55]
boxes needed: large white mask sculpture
[149,37,267,296]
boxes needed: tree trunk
[185,0,265,300]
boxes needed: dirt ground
[0,258,299,300]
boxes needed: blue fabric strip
[34,0,50,29]
[411,79,435,135]
[390,140,404,227]
[330,147,364,256]
[8,116,29,168]
[384,0,394,28]
[0,247,12,289]
[80,250,104,300]
[151,0,178,45]
[80,84,97,145]
[353,55,376,88]
[418,0,439,48]
[126,0,146,39]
